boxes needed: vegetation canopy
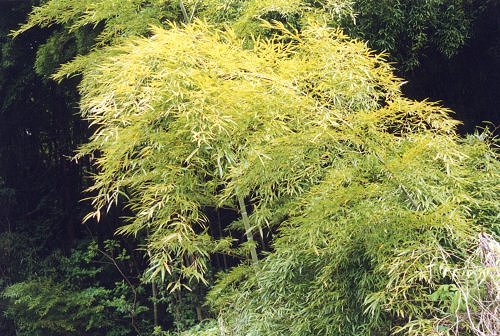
[71,20,498,335]
[2,1,498,335]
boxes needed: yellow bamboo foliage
[65,20,497,335]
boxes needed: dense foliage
[3,240,146,335]
[68,20,499,335]
[1,1,498,335]
[14,0,487,75]
[346,0,483,69]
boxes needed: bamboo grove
[2,1,499,335]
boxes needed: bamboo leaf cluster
[75,20,403,286]
[9,1,499,334]
[70,19,499,334]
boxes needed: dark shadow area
[402,2,500,134]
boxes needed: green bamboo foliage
[346,0,477,69]
[209,130,499,335]
[14,0,480,78]
[12,0,356,79]
[13,0,179,43]
[74,21,399,285]
[8,0,499,335]
[72,19,499,335]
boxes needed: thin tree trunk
[238,196,258,264]
[195,304,203,322]
[179,0,190,23]
[152,281,159,327]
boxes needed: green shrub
[2,240,148,335]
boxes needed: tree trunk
[237,196,258,264]
[152,281,159,327]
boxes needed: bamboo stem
[238,196,258,264]
[179,0,190,23]
[152,281,158,327]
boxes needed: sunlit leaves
[15,1,499,332]
[63,15,500,334]
[73,21,413,287]
[210,129,498,335]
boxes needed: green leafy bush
[2,240,149,335]
[153,320,220,336]
[345,0,480,69]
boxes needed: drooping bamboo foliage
[209,128,499,335]
[12,0,357,81]
[74,21,401,284]
[4,0,499,335]
[71,19,499,334]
